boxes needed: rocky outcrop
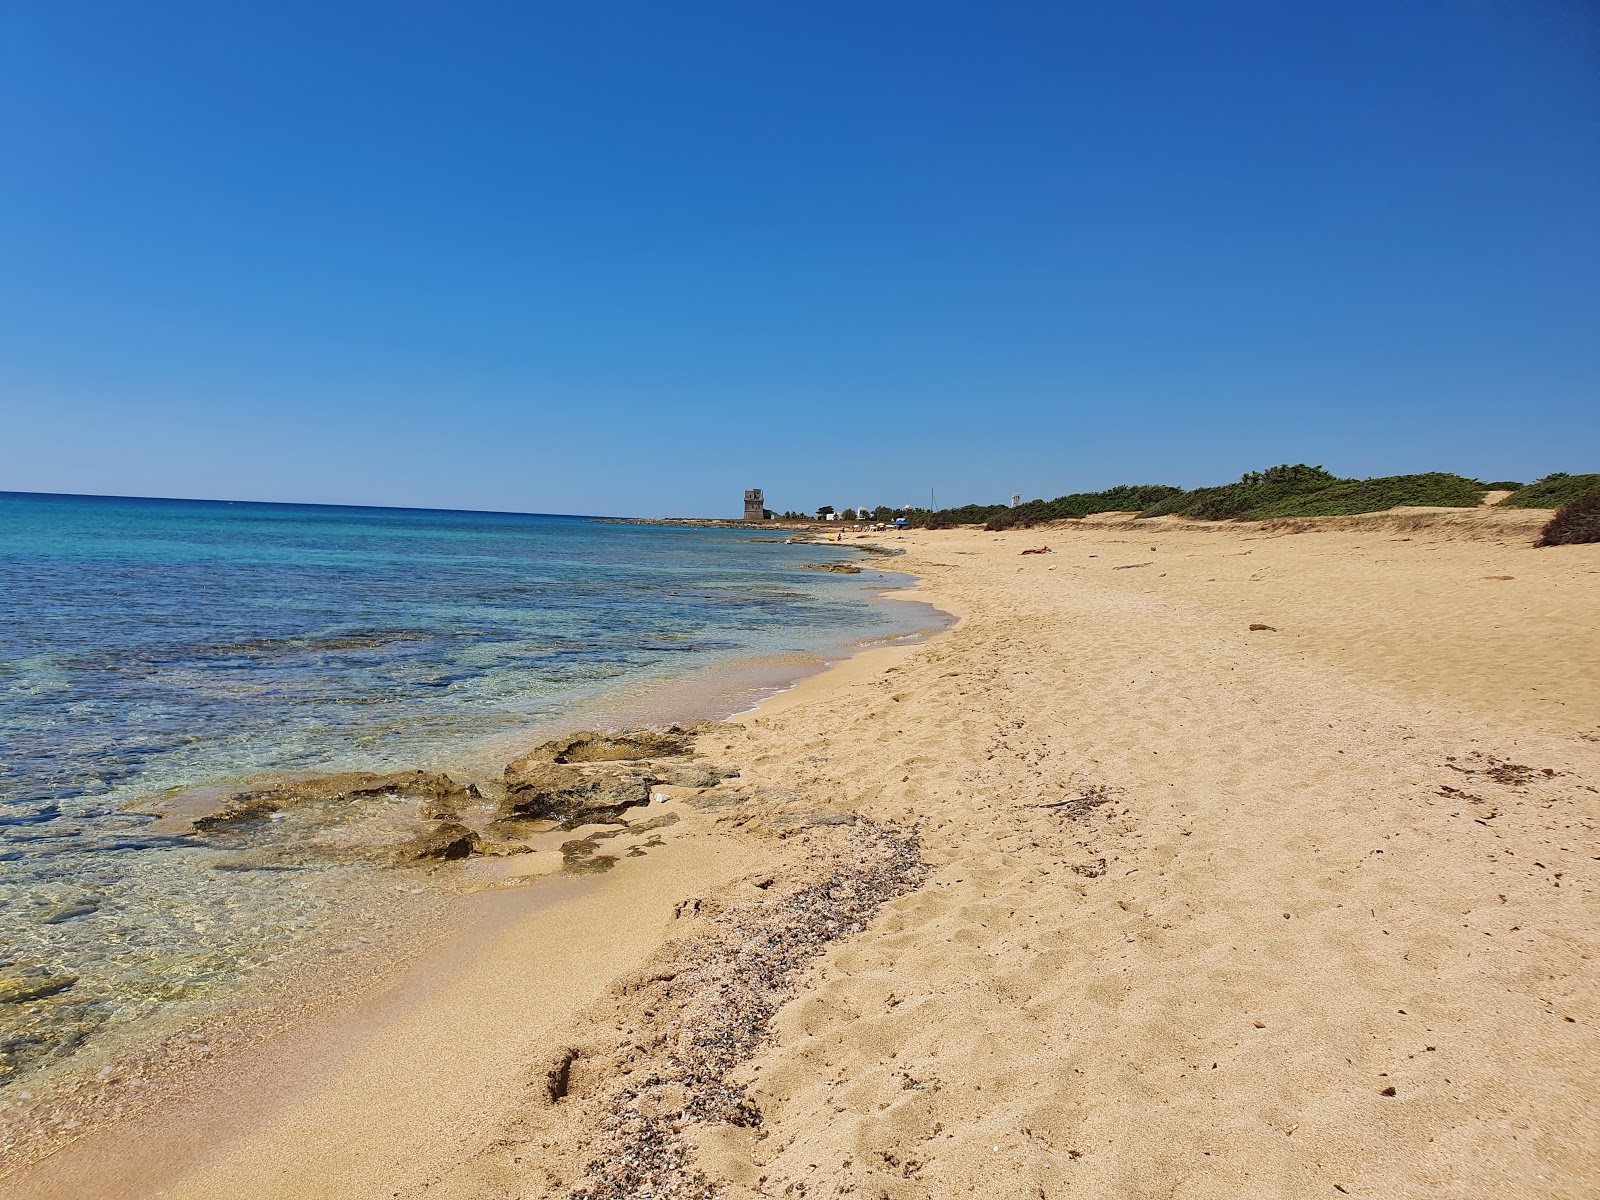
[497,761,654,824]
[497,726,727,824]
[656,761,736,789]
[129,727,730,876]
[521,729,698,765]
[799,562,863,574]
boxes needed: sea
[0,491,935,1090]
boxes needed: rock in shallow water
[0,971,79,1005]
[151,770,482,832]
[35,899,100,924]
[392,821,480,861]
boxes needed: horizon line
[0,488,619,522]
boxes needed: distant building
[743,488,766,522]
[1011,493,1021,508]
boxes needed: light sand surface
[4,511,1596,1199]
[0,838,761,1200]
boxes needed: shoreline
[5,512,1597,1198]
[0,558,953,1189]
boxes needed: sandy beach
[4,508,1597,1199]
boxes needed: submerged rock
[174,770,481,832]
[415,777,485,820]
[393,821,480,862]
[0,971,78,1005]
[799,562,863,574]
[35,899,100,925]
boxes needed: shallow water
[0,493,927,1085]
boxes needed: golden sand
[4,509,1596,1199]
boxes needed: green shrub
[935,503,1008,526]
[883,467,1583,531]
[1139,464,1343,520]
[1250,472,1486,518]
[1138,465,1484,520]
[1501,473,1600,510]
[984,502,1047,531]
[985,484,1184,529]
[1537,491,1600,546]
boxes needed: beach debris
[1248,623,1277,632]
[1039,784,1115,821]
[565,820,926,1200]
[1444,753,1561,788]
[1020,546,1053,555]
[1112,562,1153,569]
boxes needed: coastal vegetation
[1137,466,1487,521]
[983,484,1184,529]
[818,465,1595,531]
[1501,472,1600,510]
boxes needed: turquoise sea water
[0,491,926,1086]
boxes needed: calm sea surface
[0,492,926,1086]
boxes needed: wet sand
[4,508,1597,1199]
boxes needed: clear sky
[2,2,1597,517]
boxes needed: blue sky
[2,1,1597,517]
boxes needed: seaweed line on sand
[570,820,928,1200]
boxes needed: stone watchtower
[743,488,766,522]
